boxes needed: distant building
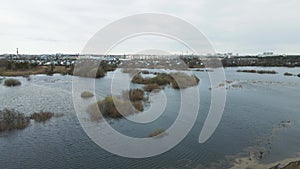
[261,52,274,57]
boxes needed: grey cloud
[0,0,299,54]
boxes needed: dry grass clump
[86,89,145,121]
[132,72,199,89]
[0,65,73,76]
[170,72,199,89]
[0,109,63,132]
[237,69,277,74]
[237,69,257,73]
[141,70,150,74]
[0,109,30,132]
[4,78,21,87]
[30,111,54,122]
[122,68,141,75]
[122,88,144,101]
[73,63,106,78]
[81,91,94,98]
[143,83,161,92]
[73,60,116,78]
[257,70,277,74]
[132,73,172,85]
[284,72,293,76]
[148,129,166,137]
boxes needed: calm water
[0,67,299,169]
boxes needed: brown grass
[284,72,294,76]
[122,89,144,101]
[4,78,21,87]
[73,60,116,78]
[86,89,145,121]
[122,68,141,76]
[237,69,277,74]
[0,109,30,132]
[257,70,277,74]
[132,73,172,85]
[237,69,257,73]
[81,91,94,98]
[0,66,72,76]
[170,72,200,89]
[30,111,54,122]
[143,83,161,92]
[148,129,166,137]
[0,109,63,132]
[132,72,199,89]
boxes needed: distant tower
[16,48,19,55]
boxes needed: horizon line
[1,52,300,56]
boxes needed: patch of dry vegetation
[30,111,55,122]
[284,72,294,76]
[132,72,199,89]
[122,88,145,101]
[257,70,277,74]
[237,69,277,74]
[81,91,94,98]
[132,73,172,85]
[121,68,141,76]
[86,89,145,121]
[73,60,116,78]
[237,69,257,73]
[170,72,200,89]
[0,109,30,132]
[0,65,73,76]
[148,129,166,137]
[4,78,21,87]
[0,109,63,133]
[143,83,161,92]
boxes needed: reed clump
[237,69,277,74]
[143,83,161,92]
[148,129,166,137]
[30,111,54,122]
[4,78,21,87]
[87,89,145,121]
[132,72,199,89]
[0,109,30,132]
[284,72,293,76]
[81,91,94,98]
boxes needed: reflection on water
[0,67,300,168]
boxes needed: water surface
[0,67,299,168]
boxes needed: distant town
[0,51,300,67]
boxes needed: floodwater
[0,67,299,169]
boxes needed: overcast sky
[1,0,300,54]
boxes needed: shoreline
[0,66,72,77]
[0,66,299,77]
[230,156,300,169]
